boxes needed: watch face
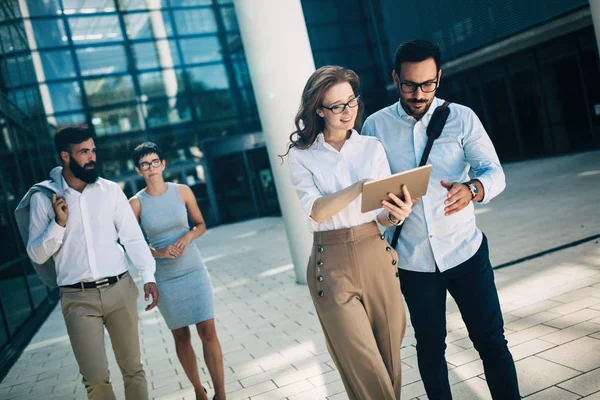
[470,183,478,194]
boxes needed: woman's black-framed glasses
[321,94,361,115]
[399,80,438,93]
[139,158,162,171]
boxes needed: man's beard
[69,158,98,183]
[400,96,434,120]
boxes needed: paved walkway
[1,151,600,400]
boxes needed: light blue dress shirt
[362,97,506,273]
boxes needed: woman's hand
[382,184,415,223]
[153,245,182,259]
[173,231,194,254]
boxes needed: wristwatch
[464,182,478,200]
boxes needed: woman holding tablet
[284,66,413,400]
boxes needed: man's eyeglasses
[139,159,162,171]
[321,95,361,115]
[399,80,438,93]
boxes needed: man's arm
[26,193,66,264]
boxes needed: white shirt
[287,129,391,232]
[363,97,506,272]
[26,175,156,285]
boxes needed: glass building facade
[0,0,59,379]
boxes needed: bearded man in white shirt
[25,126,159,400]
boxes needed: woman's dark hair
[132,142,163,166]
[54,126,94,155]
[281,65,362,157]
[394,40,441,75]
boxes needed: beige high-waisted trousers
[307,222,406,400]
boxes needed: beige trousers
[60,273,148,400]
[308,222,406,400]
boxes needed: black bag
[390,101,451,249]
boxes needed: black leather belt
[61,272,129,289]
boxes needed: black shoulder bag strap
[390,101,451,249]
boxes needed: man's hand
[51,193,68,227]
[441,180,472,216]
[382,184,417,222]
[144,282,159,311]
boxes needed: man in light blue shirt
[363,40,520,399]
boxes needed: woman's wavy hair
[281,66,362,158]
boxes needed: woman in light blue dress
[129,142,225,400]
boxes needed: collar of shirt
[315,129,360,152]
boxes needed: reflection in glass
[53,112,87,128]
[193,90,235,121]
[62,0,116,12]
[4,56,37,87]
[220,6,238,31]
[132,40,180,69]
[68,16,122,44]
[138,69,184,98]
[0,270,31,334]
[83,76,136,107]
[77,45,127,76]
[145,98,191,127]
[45,81,83,112]
[39,49,77,81]
[26,0,62,16]
[169,0,212,7]
[118,0,167,10]
[92,106,142,135]
[31,18,67,49]
[180,37,222,65]
[172,9,217,35]
[187,64,229,89]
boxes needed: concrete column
[233,0,315,284]
[591,0,600,57]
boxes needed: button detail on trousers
[386,247,392,252]
[392,260,397,265]
[396,271,399,277]
[318,246,324,252]
[317,275,324,282]
[317,260,324,266]
[318,290,324,297]
[380,234,385,240]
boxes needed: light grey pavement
[1,150,600,400]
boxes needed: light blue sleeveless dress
[136,183,214,330]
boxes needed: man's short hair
[54,126,94,155]
[394,40,441,75]
[132,142,163,166]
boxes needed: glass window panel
[169,0,212,7]
[145,97,191,127]
[216,0,233,4]
[125,11,173,39]
[307,26,344,50]
[39,49,77,81]
[27,0,62,16]
[5,23,27,52]
[45,81,83,112]
[76,45,127,76]
[68,16,122,44]
[30,18,67,49]
[187,64,229,90]
[0,265,32,334]
[84,75,136,107]
[172,9,217,35]
[26,265,47,309]
[193,90,234,120]
[62,0,116,13]
[92,106,142,135]
[132,40,181,70]
[220,6,238,31]
[118,0,167,10]
[0,310,7,350]
[53,112,87,128]
[179,36,222,65]
[4,55,37,88]
[138,69,185,98]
